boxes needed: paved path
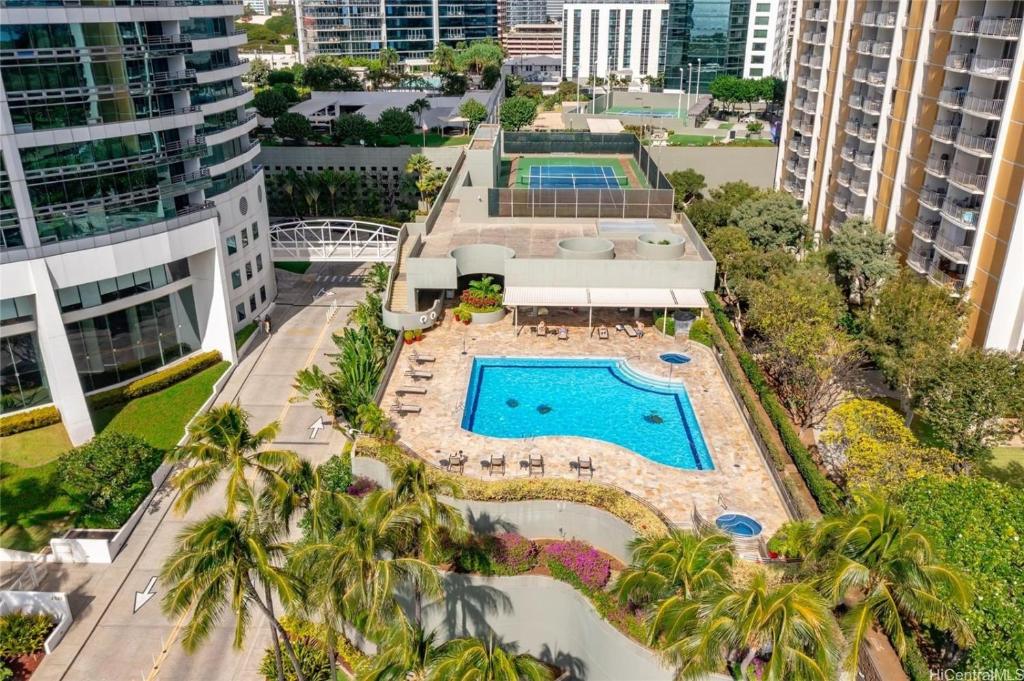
[13,263,366,681]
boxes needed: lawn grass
[717,122,733,130]
[401,133,471,147]
[981,446,1024,489]
[235,322,258,349]
[92,361,230,450]
[0,361,230,552]
[667,134,719,147]
[274,260,311,274]
[0,422,72,468]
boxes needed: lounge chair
[390,401,421,414]
[597,326,609,340]
[576,456,593,479]
[528,454,544,477]
[447,452,465,475]
[535,323,547,336]
[557,326,568,341]
[635,321,645,337]
[395,385,427,395]
[622,325,638,338]
[489,453,506,476]
[410,349,435,363]
[404,368,433,380]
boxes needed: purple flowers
[493,533,539,573]
[543,540,611,589]
[346,476,379,497]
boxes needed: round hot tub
[660,353,691,365]
[715,513,763,538]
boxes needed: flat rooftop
[289,89,495,127]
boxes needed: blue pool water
[660,353,691,365]
[461,357,714,470]
[715,513,763,537]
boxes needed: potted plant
[403,330,415,345]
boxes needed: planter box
[557,237,615,260]
[470,308,507,325]
[636,232,686,260]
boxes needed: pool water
[660,353,691,365]
[715,513,763,537]
[461,357,714,470]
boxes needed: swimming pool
[715,513,763,537]
[461,357,714,470]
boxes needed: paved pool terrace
[379,308,792,535]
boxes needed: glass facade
[664,0,751,90]
[1,332,51,413]
[1,297,35,326]
[57,259,190,313]
[65,287,201,392]
[609,10,620,71]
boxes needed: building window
[750,68,763,76]
[241,228,249,248]
[256,254,264,272]
[754,29,768,38]
[245,262,253,280]
[640,9,652,74]
[252,222,259,240]
[57,260,190,313]
[65,288,202,392]
[0,332,50,410]
[756,2,771,10]
[751,55,765,64]
[753,42,766,52]
[231,270,242,288]
[226,235,237,255]
[623,10,633,69]
[249,294,257,312]
[259,285,267,303]
[755,16,769,25]
[236,303,246,322]
[1,296,34,326]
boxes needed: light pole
[676,67,683,118]
[696,58,702,98]
[687,63,693,110]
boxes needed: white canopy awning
[503,286,707,309]
[586,117,625,133]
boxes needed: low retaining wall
[353,456,639,562]
[0,591,73,654]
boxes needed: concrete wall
[0,591,73,654]
[653,146,779,188]
[257,144,463,176]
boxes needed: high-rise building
[741,0,786,78]
[0,0,275,442]
[663,0,751,91]
[777,1,1024,352]
[498,0,549,36]
[297,0,499,62]
[562,0,670,84]
[503,23,563,57]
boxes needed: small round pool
[660,353,691,365]
[715,513,763,537]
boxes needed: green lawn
[981,446,1024,489]
[667,134,720,147]
[274,260,311,274]
[235,322,258,349]
[401,133,471,147]
[0,361,230,551]
[0,422,72,468]
[717,122,733,130]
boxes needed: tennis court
[511,156,647,189]
[606,107,680,118]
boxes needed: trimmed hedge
[356,438,669,537]
[87,351,223,410]
[705,293,843,516]
[0,405,61,437]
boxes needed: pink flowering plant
[543,540,611,589]
[492,533,538,574]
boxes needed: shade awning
[586,117,625,133]
[503,286,708,309]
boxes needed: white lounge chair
[557,326,568,340]
[622,325,638,338]
[410,349,435,363]
[395,385,428,395]
[390,401,421,414]
[404,368,433,380]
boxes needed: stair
[386,237,417,313]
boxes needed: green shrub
[705,293,842,515]
[688,318,714,347]
[0,611,56,657]
[56,432,163,528]
[546,559,646,642]
[318,455,352,493]
[87,351,222,409]
[0,405,61,436]
[654,315,675,336]
[0,660,12,680]
[259,636,331,681]
[452,536,497,575]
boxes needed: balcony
[856,40,892,57]
[906,248,931,273]
[918,188,947,211]
[912,219,939,242]
[841,146,857,162]
[862,97,883,114]
[927,264,966,294]
[142,33,192,54]
[837,171,852,187]
[160,169,212,196]
[799,55,824,69]
[971,56,1014,80]
[933,233,972,264]
[962,95,1005,119]
[850,94,864,110]
[867,70,888,86]
[953,131,996,156]
[924,155,950,178]
[845,120,862,135]
[850,178,870,196]
[846,202,866,218]
[947,168,988,193]
[939,198,981,228]
[853,68,868,83]
[978,17,1022,39]
[794,142,812,158]
[937,89,966,110]
[803,32,827,45]
[833,194,849,212]
[797,76,821,92]
[784,180,803,197]
[945,52,972,72]
[794,163,809,179]
[804,8,829,21]
[853,152,874,170]
[930,123,957,143]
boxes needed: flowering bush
[346,476,379,497]
[493,533,538,574]
[459,289,502,311]
[543,540,611,589]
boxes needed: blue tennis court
[525,164,624,189]
[606,108,680,118]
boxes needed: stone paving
[380,308,792,535]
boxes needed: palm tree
[388,460,465,564]
[405,153,433,178]
[416,168,448,204]
[379,47,401,84]
[359,620,444,681]
[161,506,308,681]
[613,530,733,614]
[302,171,322,216]
[430,44,457,75]
[431,636,552,681]
[355,402,395,441]
[809,491,974,672]
[319,168,343,215]
[169,404,301,516]
[280,169,302,216]
[467,275,501,299]
[406,98,432,138]
[662,573,842,681]
[292,489,443,636]
[362,262,391,295]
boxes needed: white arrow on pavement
[308,416,325,440]
[134,576,157,613]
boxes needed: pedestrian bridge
[269,219,401,262]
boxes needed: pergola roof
[586,117,625,133]
[503,286,708,308]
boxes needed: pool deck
[380,309,792,536]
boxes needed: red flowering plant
[543,540,611,589]
[492,533,539,574]
[459,276,503,311]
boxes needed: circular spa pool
[660,353,691,365]
[715,513,763,538]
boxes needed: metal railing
[971,56,1013,79]
[912,219,939,242]
[927,264,966,293]
[918,188,947,210]
[906,249,930,273]
[933,233,971,263]
[978,17,1022,38]
[931,123,957,142]
[947,167,988,193]
[939,198,981,227]
[924,155,950,176]
[945,52,972,71]
[962,95,1005,118]
[937,89,966,109]
[954,131,996,156]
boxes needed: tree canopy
[273,112,312,144]
[729,191,809,252]
[253,88,289,118]
[826,218,898,306]
[376,107,416,138]
[666,169,706,209]
[499,96,537,131]
[458,99,488,129]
